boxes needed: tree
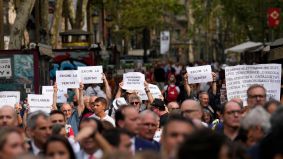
[9,0,36,49]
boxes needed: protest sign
[57,88,67,103]
[225,64,281,105]
[136,84,162,101]
[78,66,103,84]
[56,70,80,88]
[0,97,17,107]
[42,86,67,103]
[160,31,170,54]
[28,94,53,113]
[122,72,145,90]
[0,58,12,78]
[186,65,212,84]
[42,86,54,94]
[0,91,20,103]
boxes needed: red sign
[267,8,280,28]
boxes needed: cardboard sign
[225,64,281,105]
[0,97,17,107]
[56,70,80,88]
[0,58,12,78]
[42,86,54,94]
[78,66,103,84]
[28,94,53,113]
[186,65,212,84]
[0,91,20,103]
[123,72,145,90]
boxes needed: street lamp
[92,10,99,43]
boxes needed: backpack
[165,85,179,102]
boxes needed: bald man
[0,105,18,127]
[180,100,207,127]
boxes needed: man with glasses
[138,110,160,150]
[247,84,267,108]
[161,115,196,159]
[220,100,243,141]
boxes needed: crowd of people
[0,61,283,159]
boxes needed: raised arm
[15,103,23,126]
[52,83,58,110]
[183,73,191,97]
[211,72,217,95]
[115,81,123,99]
[77,83,85,116]
[144,81,154,104]
[102,73,112,100]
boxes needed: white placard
[160,31,170,54]
[149,84,162,99]
[0,91,20,103]
[137,90,148,101]
[123,72,145,90]
[57,88,67,103]
[56,70,80,88]
[42,86,67,103]
[42,86,54,94]
[186,65,213,84]
[0,58,12,78]
[0,97,17,107]
[28,94,53,113]
[225,64,281,105]
[78,66,103,84]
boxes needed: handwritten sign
[225,64,281,105]
[0,97,17,107]
[137,84,162,101]
[78,66,103,84]
[56,70,80,88]
[0,58,12,78]
[28,94,53,113]
[42,86,54,94]
[186,65,212,84]
[123,72,145,90]
[42,86,67,103]
[0,91,20,103]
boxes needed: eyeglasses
[62,109,72,113]
[130,102,140,105]
[248,94,266,99]
[142,123,157,128]
[225,110,242,116]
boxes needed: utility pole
[0,0,4,49]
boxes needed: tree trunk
[75,0,88,29]
[9,0,36,49]
[66,0,76,28]
[184,0,195,62]
[50,0,63,48]
[40,0,49,44]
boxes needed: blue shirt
[67,109,80,135]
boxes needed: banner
[0,58,12,78]
[123,72,145,90]
[160,31,170,54]
[0,91,20,103]
[186,65,212,84]
[28,94,53,113]
[56,70,80,88]
[225,64,281,105]
[78,66,103,84]
[268,8,280,28]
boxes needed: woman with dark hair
[0,127,25,159]
[44,135,76,159]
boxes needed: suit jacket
[135,137,159,152]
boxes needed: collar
[31,140,41,155]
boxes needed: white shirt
[31,140,41,156]
[89,114,116,127]
[77,149,103,159]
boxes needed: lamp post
[92,11,99,43]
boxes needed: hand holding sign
[122,72,145,90]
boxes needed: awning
[225,41,263,54]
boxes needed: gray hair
[27,110,49,129]
[139,110,159,122]
[0,105,17,118]
[241,106,271,133]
